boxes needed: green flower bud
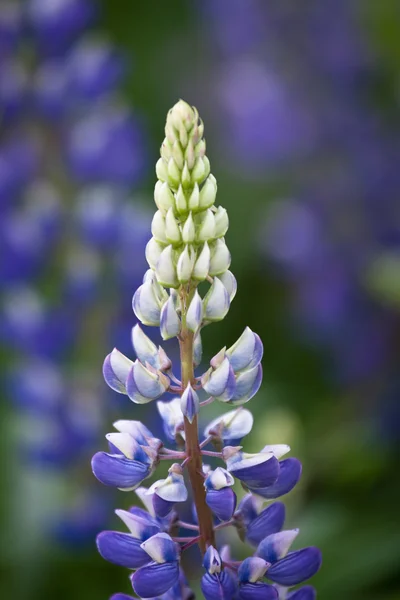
[172,140,184,170]
[151,211,167,244]
[165,208,181,245]
[198,209,216,242]
[181,162,191,189]
[156,245,179,288]
[209,239,231,276]
[182,212,196,243]
[214,206,229,238]
[185,139,195,169]
[155,181,175,212]
[192,157,206,184]
[188,183,200,212]
[179,123,188,148]
[199,175,217,210]
[167,158,180,188]
[193,241,210,281]
[195,139,206,158]
[175,185,187,215]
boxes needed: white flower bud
[156,158,168,181]
[155,181,175,212]
[160,295,181,340]
[186,289,203,333]
[177,245,194,284]
[185,138,195,169]
[181,212,195,243]
[175,185,187,214]
[193,241,211,281]
[203,156,211,179]
[155,245,178,288]
[203,276,230,322]
[197,209,216,242]
[151,210,167,244]
[181,162,191,189]
[214,206,229,238]
[195,139,206,158]
[165,207,181,245]
[168,99,194,132]
[188,183,200,212]
[172,140,184,169]
[145,237,164,269]
[209,239,231,276]
[160,138,172,161]
[167,158,180,188]
[179,123,188,148]
[192,157,206,184]
[219,270,237,301]
[199,175,217,210]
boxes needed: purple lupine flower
[92,101,321,597]
[1,0,150,548]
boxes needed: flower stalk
[92,100,321,600]
[180,288,216,552]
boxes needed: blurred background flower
[0,1,399,600]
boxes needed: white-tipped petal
[103,348,133,393]
[214,206,229,238]
[160,295,181,340]
[206,467,235,490]
[145,237,164,270]
[181,212,196,243]
[165,207,181,244]
[197,209,216,242]
[175,185,187,214]
[209,239,231,276]
[151,210,167,243]
[188,183,200,211]
[199,174,217,210]
[186,290,203,333]
[106,432,139,459]
[176,245,194,283]
[203,276,230,322]
[219,270,237,301]
[131,324,159,368]
[204,408,253,444]
[140,532,179,564]
[155,245,178,288]
[193,241,211,281]
[261,444,291,459]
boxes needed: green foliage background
[1,1,400,599]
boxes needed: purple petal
[246,502,286,546]
[91,452,150,489]
[239,582,278,600]
[110,595,136,600]
[201,572,238,600]
[267,547,322,586]
[250,458,302,499]
[230,454,279,488]
[131,561,180,598]
[153,493,174,518]
[206,488,237,522]
[96,531,150,568]
[287,586,317,600]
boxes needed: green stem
[180,290,215,554]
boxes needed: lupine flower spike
[93,100,322,599]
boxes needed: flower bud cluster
[146,99,231,292]
[92,101,321,599]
